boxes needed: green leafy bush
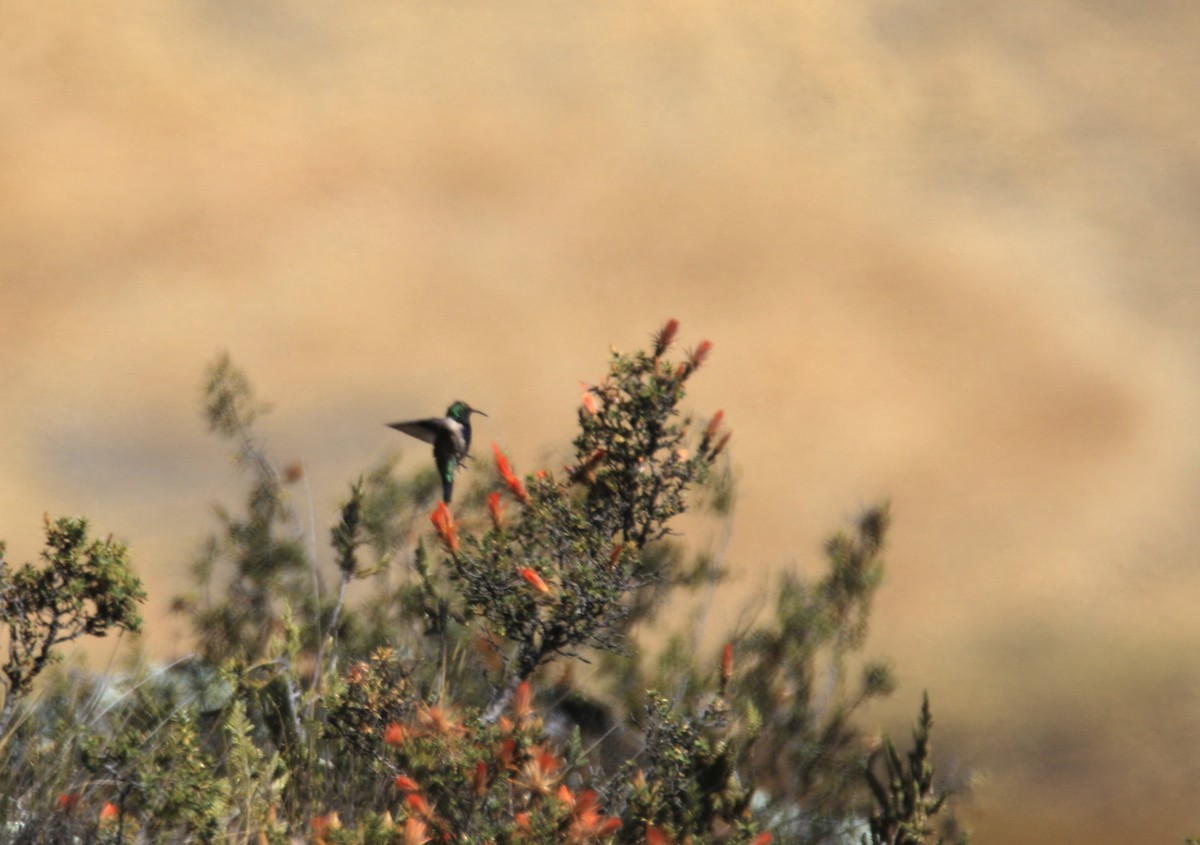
[0,321,965,844]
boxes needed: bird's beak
[472,408,488,417]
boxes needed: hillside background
[2,2,1199,842]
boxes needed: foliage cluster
[0,321,965,844]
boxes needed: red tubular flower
[580,383,599,416]
[516,746,562,797]
[404,816,431,845]
[676,339,714,380]
[597,817,622,837]
[311,812,341,843]
[566,789,613,840]
[701,409,724,454]
[498,737,517,769]
[706,410,725,441]
[384,721,407,747]
[721,643,733,689]
[418,704,462,736]
[536,748,561,775]
[487,491,505,529]
[609,542,623,570]
[395,774,420,793]
[56,794,81,814]
[750,833,773,845]
[493,443,531,504]
[99,802,118,822]
[653,318,679,357]
[405,792,432,818]
[473,761,489,796]
[518,567,551,594]
[515,812,532,833]
[645,826,673,845]
[513,680,534,722]
[429,502,458,553]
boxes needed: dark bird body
[387,401,486,503]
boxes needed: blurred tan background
[2,1,1199,841]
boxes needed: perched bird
[387,401,486,503]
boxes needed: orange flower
[721,643,733,689]
[581,389,599,416]
[429,501,458,553]
[99,801,118,822]
[645,826,673,845]
[406,792,432,818]
[536,748,561,775]
[493,443,531,504]
[417,704,463,736]
[599,817,622,836]
[653,318,679,357]
[404,816,431,845]
[750,833,773,845]
[609,543,623,570]
[384,721,407,748]
[557,784,576,807]
[690,339,713,370]
[513,679,534,723]
[498,737,517,769]
[516,746,561,796]
[493,442,514,481]
[518,567,551,595]
[515,812,532,833]
[473,761,490,796]
[395,774,420,793]
[565,789,621,841]
[56,793,81,814]
[487,491,505,529]
[312,812,341,844]
[596,817,622,837]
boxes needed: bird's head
[447,401,487,422]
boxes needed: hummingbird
[387,401,487,503]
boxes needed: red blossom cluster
[429,501,458,553]
[648,826,769,845]
[518,567,552,595]
[653,318,680,358]
[699,408,732,459]
[676,338,714,379]
[493,443,531,504]
[487,491,505,529]
[558,785,623,841]
[580,382,600,416]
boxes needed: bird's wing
[386,418,446,445]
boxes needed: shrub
[0,320,965,844]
